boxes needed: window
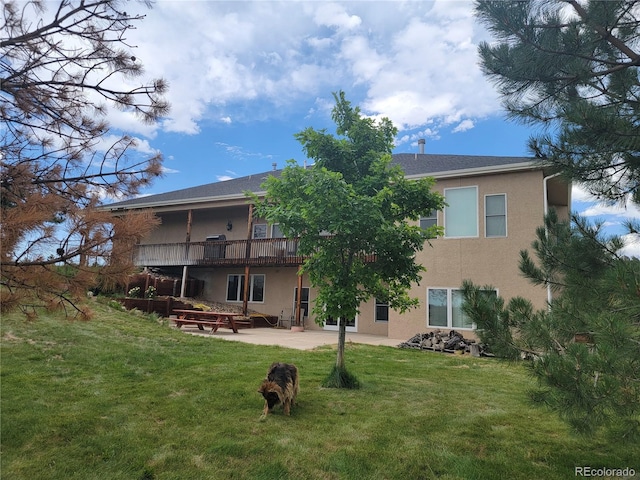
[271,224,284,238]
[485,194,507,237]
[293,287,309,318]
[226,274,265,302]
[375,298,389,322]
[420,210,437,230]
[252,224,267,239]
[427,288,495,330]
[444,187,478,238]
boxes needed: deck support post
[180,209,193,298]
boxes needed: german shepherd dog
[258,362,299,416]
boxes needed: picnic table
[172,309,241,333]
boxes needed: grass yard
[1,300,637,480]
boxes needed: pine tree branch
[565,0,640,63]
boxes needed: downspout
[543,173,562,306]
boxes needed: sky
[91,0,638,256]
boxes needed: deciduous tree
[253,92,445,387]
[1,0,167,317]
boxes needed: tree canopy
[253,92,445,386]
[1,0,168,316]
[476,0,640,204]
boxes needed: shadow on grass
[321,365,361,389]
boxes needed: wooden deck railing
[133,238,304,267]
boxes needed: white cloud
[110,0,500,137]
[161,166,180,175]
[580,203,639,221]
[618,233,640,258]
[396,127,439,147]
[453,119,475,133]
[312,3,362,31]
[571,185,640,254]
[95,134,158,156]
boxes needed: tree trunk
[336,318,346,369]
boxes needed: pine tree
[472,0,640,438]
[476,0,640,204]
[463,211,640,438]
[1,1,168,317]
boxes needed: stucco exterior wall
[387,169,554,340]
[142,207,252,244]
[188,265,310,321]
[133,166,569,341]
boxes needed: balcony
[133,238,304,268]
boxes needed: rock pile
[398,330,487,357]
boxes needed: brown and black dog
[258,362,299,416]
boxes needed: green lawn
[1,300,637,480]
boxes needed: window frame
[293,287,310,319]
[427,287,496,330]
[419,210,438,230]
[252,224,267,239]
[271,223,284,238]
[226,274,266,303]
[375,298,389,323]
[485,193,507,238]
[443,186,479,238]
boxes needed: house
[103,152,570,340]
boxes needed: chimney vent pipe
[418,139,425,154]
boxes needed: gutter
[98,191,262,212]
[404,161,537,181]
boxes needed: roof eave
[405,161,538,180]
[102,161,538,212]
[100,191,268,212]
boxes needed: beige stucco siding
[189,266,309,319]
[142,207,252,244]
[129,165,569,341]
[387,169,551,340]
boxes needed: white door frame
[324,315,358,333]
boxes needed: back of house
[104,152,570,340]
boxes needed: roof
[104,153,537,211]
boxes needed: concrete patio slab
[175,326,401,350]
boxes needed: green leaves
[252,92,444,327]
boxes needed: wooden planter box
[121,297,191,317]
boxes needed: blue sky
[95,0,638,256]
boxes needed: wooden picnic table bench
[172,309,241,333]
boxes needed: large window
[485,194,507,237]
[427,288,495,330]
[444,187,478,238]
[226,274,265,302]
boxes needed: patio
[174,325,401,350]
